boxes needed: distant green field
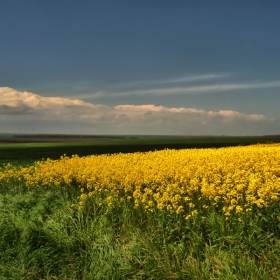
[1,135,280,165]
[0,133,12,138]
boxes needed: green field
[1,135,280,165]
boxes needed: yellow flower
[176,206,184,214]
[191,210,198,217]
[189,203,195,209]
[235,206,243,214]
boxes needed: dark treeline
[12,134,126,139]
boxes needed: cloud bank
[0,87,277,135]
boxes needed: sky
[1,0,280,135]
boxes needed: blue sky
[1,0,280,135]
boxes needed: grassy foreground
[1,182,280,279]
[1,144,280,279]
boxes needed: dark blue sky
[1,1,280,134]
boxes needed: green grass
[1,179,280,279]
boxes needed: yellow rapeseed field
[1,144,280,219]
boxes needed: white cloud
[115,73,230,87]
[0,87,276,135]
[157,73,231,84]
[85,80,280,99]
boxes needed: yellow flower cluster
[1,144,280,218]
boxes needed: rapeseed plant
[0,144,280,221]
